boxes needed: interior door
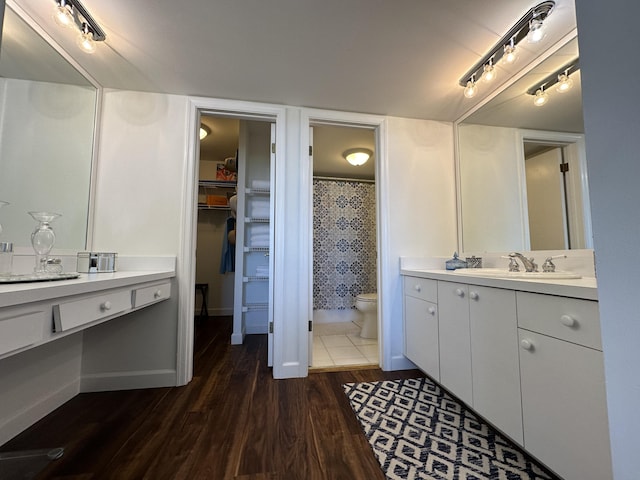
[308,126,314,366]
[525,147,568,250]
[267,122,275,367]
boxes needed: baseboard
[80,369,177,393]
[230,330,245,345]
[388,354,418,372]
[0,379,80,446]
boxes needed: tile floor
[311,321,379,368]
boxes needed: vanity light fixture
[482,58,497,82]
[527,58,579,106]
[459,1,555,98]
[532,86,549,107]
[52,0,106,54]
[463,75,478,98]
[199,124,211,140]
[502,38,518,64]
[343,148,373,166]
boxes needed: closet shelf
[246,188,270,195]
[245,217,270,223]
[242,303,269,312]
[244,246,269,253]
[243,276,269,282]
[199,180,237,189]
[198,204,231,211]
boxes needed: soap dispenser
[445,252,467,270]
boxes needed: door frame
[301,109,390,371]
[517,129,592,250]
[177,97,286,385]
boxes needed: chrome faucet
[508,252,538,272]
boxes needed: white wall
[0,78,95,250]
[458,124,526,252]
[575,3,640,479]
[385,117,457,368]
[82,90,187,389]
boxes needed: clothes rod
[313,176,375,184]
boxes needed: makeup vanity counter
[0,269,175,360]
[401,265,611,480]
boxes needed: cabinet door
[469,286,523,444]
[437,281,472,406]
[404,295,439,381]
[519,330,612,480]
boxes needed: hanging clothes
[219,216,236,273]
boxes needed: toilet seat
[356,293,377,303]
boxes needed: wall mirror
[456,34,592,253]
[0,3,98,251]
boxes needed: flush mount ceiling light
[199,124,211,140]
[343,148,373,166]
[459,1,555,99]
[52,0,106,54]
[527,58,579,106]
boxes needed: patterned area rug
[343,377,560,480]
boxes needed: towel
[219,217,236,273]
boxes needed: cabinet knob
[520,339,534,351]
[428,306,436,315]
[455,288,464,297]
[101,300,112,311]
[414,284,421,292]
[469,291,479,300]
[154,289,162,298]
[560,314,576,327]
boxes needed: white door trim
[177,97,287,385]
[300,108,390,372]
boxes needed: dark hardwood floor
[1,317,423,479]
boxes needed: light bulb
[463,79,477,98]
[533,88,549,107]
[556,73,574,93]
[503,43,517,64]
[345,152,370,166]
[77,30,96,54]
[200,126,210,140]
[53,1,74,28]
[482,62,496,82]
[527,18,546,43]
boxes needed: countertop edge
[401,268,598,301]
[0,270,176,308]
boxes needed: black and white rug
[343,377,559,480]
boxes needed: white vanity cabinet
[403,277,439,380]
[437,281,522,443]
[437,281,472,404]
[517,292,612,480]
[468,285,522,444]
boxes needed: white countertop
[0,270,176,308]
[401,268,598,301]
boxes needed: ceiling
[13,0,578,123]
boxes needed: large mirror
[0,4,98,251]
[456,35,591,253]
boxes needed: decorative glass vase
[29,211,61,274]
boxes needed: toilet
[355,293,378,339]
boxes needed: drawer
[133,281,171,308]
[53,288,132,332]
[403,276,437,303]
[516,291,601,350]
[0,308,46,356]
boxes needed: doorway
[308,123,379,369]
[519,131,592,251]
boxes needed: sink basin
[451,268,581,280]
